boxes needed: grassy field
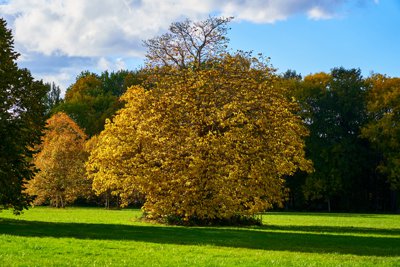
[0,207,399,266]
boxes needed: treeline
[282,69,399,212]
[41,66,400,213]
[1,16,399,220]
[30,70,149,209]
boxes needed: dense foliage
[362,75,400,190]
[284,69,396,212]
[87,54,312,223]
[54,70,145,136]
[0,18,48,213]
[293,69,371,211]
[26,113,90,208]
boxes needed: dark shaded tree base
[145,215,262,226]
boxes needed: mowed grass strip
[0,207,399,266]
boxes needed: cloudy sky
[1,0,399,93]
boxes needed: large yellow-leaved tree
[87,54,311,223]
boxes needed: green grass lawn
[0,207,399,266]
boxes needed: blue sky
[228,0,400,77]
[1,0,399,93]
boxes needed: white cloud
[96,57,126,72]
[17,54,131,95]
[1,0,376,57]
[307,6,334,20]
[40,69,75,96]
[1,0,212,57]
[216,0,351,23]
[97,57,111,71]
[115,58,126,70]
[0,0,376,90]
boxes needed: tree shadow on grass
[264,212,396,218]
[260,224,400,236]
[0,218,399,257]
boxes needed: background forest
[1,16,399,221]
[45,66,399,213]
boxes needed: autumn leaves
[26,113,90,208]
[85,55,311,223]
[26,53,311,223]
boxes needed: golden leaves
[87,54,311,221]
[26,112,90,207]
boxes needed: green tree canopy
[54,70,145,136]
[293,68,374,211]
[42,82,62,117]
[362,74,400,190]
[0,18,48,213]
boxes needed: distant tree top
[143,16,233,69]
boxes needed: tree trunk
[105,190,110,209]
[327,197,331,212]
[60,195,64,208]
[391,190,398,212]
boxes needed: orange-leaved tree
[27,112,90,207]
[87,53,312,223]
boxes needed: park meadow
[1,207,400,266]
[2,11,400,267]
